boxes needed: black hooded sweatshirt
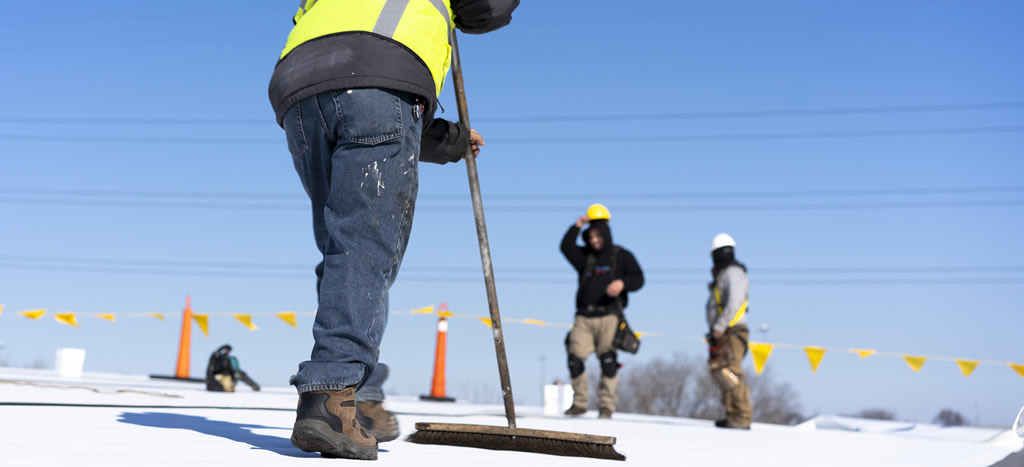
[560,220,645,317]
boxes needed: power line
[1,256,1022,276]
[1,263,1020,286]
[4,101,1024,126]
[1,196,1021,211]
[483,101,1024,123]
[2,125,1024,146]
[492,125,1024,144]
[2,185,1022,201]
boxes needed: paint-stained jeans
[283,88,422,394]
[356,363,389,402]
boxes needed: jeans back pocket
[334,89,404,145]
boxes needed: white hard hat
[710,233,736,253]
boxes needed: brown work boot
[598,408,613,419]
[291,387,378,460]
[356,400,400,442]
[564,405,587,417]
[715,419,751,430]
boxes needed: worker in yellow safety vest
[268,0,519,460]
[705,233,753,429]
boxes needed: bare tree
[933,408,966,426]
[453,380,501,405]
[614,353,703,417]
[615,352,804,425]
[858,408,897,420]
[748,367,804,425]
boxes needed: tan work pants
[709,326,752,427]
[568,314,620,412]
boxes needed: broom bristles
[406,428,626,461]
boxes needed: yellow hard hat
[586,203,611,221]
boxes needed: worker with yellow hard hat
[559,204,645,419]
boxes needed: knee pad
[599,351,619,378]
[568,354,585,379]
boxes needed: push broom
[405,31,626,461]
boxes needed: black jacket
[268,0,519,164]
[560,222,645,317]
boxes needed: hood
[583,220,614,256]
[711,246,747,278]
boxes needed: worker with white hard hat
[706,233,752,430]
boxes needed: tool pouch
[612,317,640,354]
[707,333,739,390]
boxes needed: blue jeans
[355,363,389,402]
[283,88,422,394]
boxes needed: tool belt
[707,325,749,366]
[577,304,618,316]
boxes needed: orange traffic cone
[149,296,203,383]
[420,304,455,402]
[174,296,193,379]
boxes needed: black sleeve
[618,249,645,292]
[452,0,520,34]
[560,225,585,271]
[420,117,470,165]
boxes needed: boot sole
[291,419,378,460]
[368,426,400,443]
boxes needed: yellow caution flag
[0,304,4,315]
[96,313,116,322]
[232,314,258,331]
[955,360,979,377]
[193,313,210,336]
[55,312,79,327]
[903,355,927,372]
[478,317,492,328]
[410,306,435,315]
[438,310,454,318]
[523,319,546,326]
[749,342,774,374]
[276,311,298,328]
[147,312,165,321]
[19,309,46,320]
[851,349,876,359]
[1010,363,1024,378]
[803,346,827,373]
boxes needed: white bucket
[542,383,575,416]
[55,348,86,378]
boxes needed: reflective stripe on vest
[713,285,748,328]
[284,0,453,97]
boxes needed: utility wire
[1,263,1020,285]
[4,101,1024,126]
[2,185,1022,201]
[2,125,1024,146]
[1,196,1021,211]
[2,254,1022,275]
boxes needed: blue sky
[1,1,1022,425]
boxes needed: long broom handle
[449,31,517,429]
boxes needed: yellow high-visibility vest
[283,0,453,97]
[713,282,749,328]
